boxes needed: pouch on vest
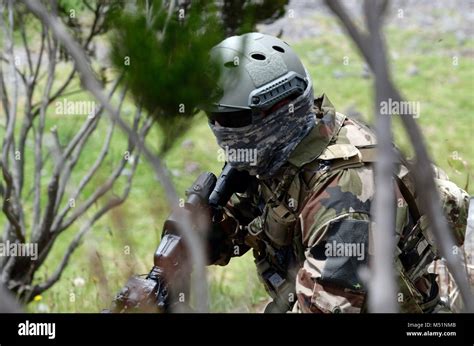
[264,203,297,247]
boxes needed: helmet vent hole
[250,53,266,61]
[272,45,285,53]
[224,61,238,68]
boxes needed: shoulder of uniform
[335,115,377,147]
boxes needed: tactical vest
[245,111,441,313]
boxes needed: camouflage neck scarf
[209,79,316,178]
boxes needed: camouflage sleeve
[402,163,470,246]
[294,213,370,313]
[432,165,470,246]
[292,163,470,313]
[293,168,373,313]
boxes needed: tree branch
[22,0,210,312]
[32,116,152,298]
[52,87,127,232]
[363,0,398,313]
[33,18,58,233]
[0,283,22,312]
[326,0,474,312]
[56,104,142,234]
[0,0,25,242]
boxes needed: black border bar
[0,313,472,345]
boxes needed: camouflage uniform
[210,94,470,313]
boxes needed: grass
[2,13,473,312]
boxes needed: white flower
[73,277,85,287]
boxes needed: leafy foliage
[108,0,289,152]
[109,0,223,151]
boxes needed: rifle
[109,164,250,313]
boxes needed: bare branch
[0,0,25,242]
[0,58,9,117]
[32,24,47,86]
[19,12,33,75]
[326,0,474,312]
[56,105,142,234]
[83,0,94,12]
[0,283,22,313]
[32,117,152,297]
[31,74,122,245]
[363,0,398,313]
[392,89,474,312]
[30,3,103,114]
[1,169,24,243]
[22,0,210,312]
[32,18,58,232]
[15,25,46,197]
[52,87,128,232]
[48,125,63,159]
[325,0,373,67]
[17,5,107,202]
[0,55,28,86]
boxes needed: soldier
[112,32,470,313]
[201,32,469,313]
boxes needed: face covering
[209,78,316,179]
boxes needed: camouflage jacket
[210,94,469,313]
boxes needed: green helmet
[208,32,310,128]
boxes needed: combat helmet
[207,32,311,127]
